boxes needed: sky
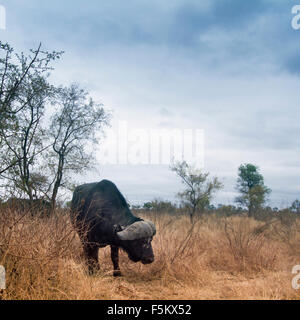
[0,0,299,207]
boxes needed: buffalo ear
[113,224,123,233]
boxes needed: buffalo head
[115,220,156,264]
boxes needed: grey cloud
[5,0,300,77]
[159,108,173,117]
[284,52,300,75]
[170,0,269,45]
[2,0,299,207]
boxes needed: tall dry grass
[0,206,300,300]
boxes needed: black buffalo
[70,180,156,276]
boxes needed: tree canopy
[235,163,271,217]
[0,42,110,208]
[171,160,223,222]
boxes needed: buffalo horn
[117,221,156,241]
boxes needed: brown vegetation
[0,206,300,300]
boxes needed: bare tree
[0,42,111,208]
[48,84,110,209]
[0,73,56,200]
[0,41,63,181]
[171,160,223,222]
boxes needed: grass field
[0,207,300,300]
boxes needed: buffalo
[70,180,156,276]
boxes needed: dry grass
[0,206,300,300]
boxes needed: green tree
[171,160,223,222]
[143,202,153,211]
[141,199,176,213]
[235,163,271,217]
[290,200,300,214]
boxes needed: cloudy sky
[1,0,299,207]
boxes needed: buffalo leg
[111,246,121,277]
[83,244,100,275]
